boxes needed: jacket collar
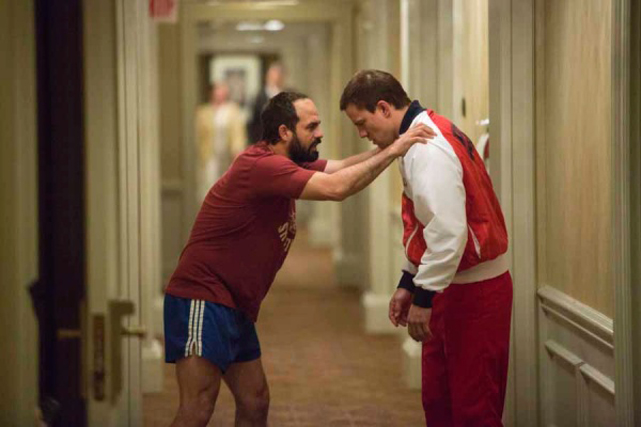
[399,100,425,135]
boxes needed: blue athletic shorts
[163,294,261,373]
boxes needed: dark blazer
[247,89,270,145]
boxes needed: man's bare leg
[171,356,223,427]
[223,358,270,427]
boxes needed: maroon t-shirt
[165,142,327,321]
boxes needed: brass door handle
[122,325,147,338]
[108,299,144,403]
[57,328,82,340]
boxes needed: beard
[288,132,321,164]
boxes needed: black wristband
[413,287,436,308]
[397,270,416,293]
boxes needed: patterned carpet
[144,230,425,426]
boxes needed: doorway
[34,0,86,425]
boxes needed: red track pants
[421,271,513,427]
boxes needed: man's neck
[267,140,288,157]
[393,105,410,138]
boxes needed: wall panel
[453,0,489,145]
[538,286,616,427]
[538,0,613,317]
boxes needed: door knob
[122,325,147,338]
[108,299,146,403]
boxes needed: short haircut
[261,91,309,144]
[340,69,411,112]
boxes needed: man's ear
[278,124,292,141]
[377,100,392,118]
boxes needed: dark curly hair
[261,91,309,144]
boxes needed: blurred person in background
[196,81,247,200]
[247,62,286,144]
[165,91,434,427]
[341,70,512,427]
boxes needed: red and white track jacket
[399,101,509,300]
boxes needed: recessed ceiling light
[253,0,299,7]
[236,21,264,31]
[264,20,285,32]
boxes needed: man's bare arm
[300,124,432,201]
[323,149,380,174]
[323,127,436,174]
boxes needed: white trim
[334,252,362,288]
[538,286,614,349]
[185,299,196,357]
[452,254,508,285]
[630,1,641,423]
[161,180,184,195]
[142,339,164,393]
[508,0,539,425]
[403,224,419,260]
[612,0,635,425]
[401,337,422,390]
[488,2,516,424]
[580,364,616,397]
[436,0,454,117]
[539,288,616,426]
[544,340,583,368]
[197,300,205,357]
[361,292,397,334]
[400,0,409,90]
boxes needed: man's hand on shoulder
[388,124,436,158]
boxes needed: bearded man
[164,91,434,427]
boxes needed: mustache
[311,138,322,147]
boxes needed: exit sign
[149,0,178,23]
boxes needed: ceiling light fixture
[236,21,264,31]
[263,20,285,31]
[253,0,299,7]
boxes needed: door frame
[489,0,538,425]
[611,0,636,425]
[84,0,129,423]
[631,1,641,423]
[35,0,87,425]
[84,0,160,425]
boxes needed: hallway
[2,0,640,425]
[143,230,425,426]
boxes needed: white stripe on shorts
[197,300,205,356]
[185,299,196,357]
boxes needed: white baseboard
[334,251,362,288]
[153,295,164,338]
[142,338,164,393]
[308,206,335,248]
[402,337,422,390]
[361,291,396,334]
